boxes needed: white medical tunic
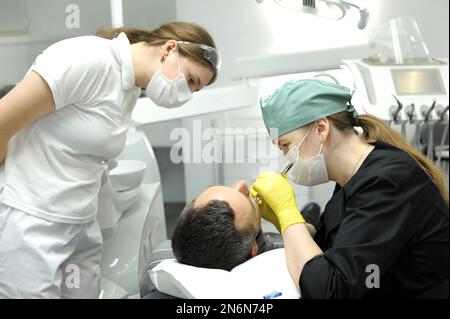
[0,32,141,224]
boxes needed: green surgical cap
[260,79,355,139]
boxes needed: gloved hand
[252,172,305,234]
[250,186,281,233]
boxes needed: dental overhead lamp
[256,0,369,29]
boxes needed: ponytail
[328,111,449,206]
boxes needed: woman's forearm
[305,223,317,237]
[283,223,323,289]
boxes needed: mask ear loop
[174,42,184,76]
[289,127,313,162]
[176,51,182,75]
[318,143,324,155]
[296,127,313,150]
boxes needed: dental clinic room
[0,0,449,303]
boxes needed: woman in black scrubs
[252,79,449,298]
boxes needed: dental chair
[97,128,168,298]
[139,240,176,299]
[137,203,320,299]
[138,233,285,298]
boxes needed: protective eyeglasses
[177,41,222,72]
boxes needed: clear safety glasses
[177,41,222,72]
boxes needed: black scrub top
[299,141,449,298]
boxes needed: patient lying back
[171,180,281,271]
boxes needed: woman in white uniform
[0,21,220,298]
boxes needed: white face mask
[145,53,193,108]
[278,128,329,186]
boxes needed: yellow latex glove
[252,172,305,235]
[250,185,281,233]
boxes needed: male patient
[171,180,318,271]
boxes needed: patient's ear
[232,180,249,197]
[251,243,258,257]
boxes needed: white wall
[0,0,177,87]
[0,0,106,86]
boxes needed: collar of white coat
[114,32,136,90]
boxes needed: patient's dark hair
[171,199,256,271]
[0,84,15,99]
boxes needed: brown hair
[96,21,218,84]
[327,111,449,206]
